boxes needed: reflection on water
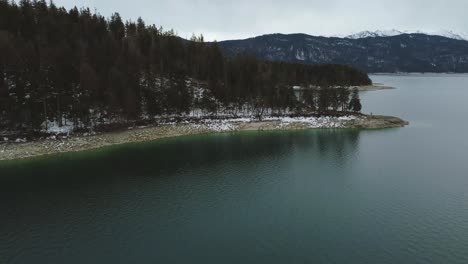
[0,130,362,264]
[2,73,468,264]
[0,129,361,186]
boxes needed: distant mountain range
[345,30,468,41]
[217,31,468,73]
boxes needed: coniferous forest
[0,0,371,134]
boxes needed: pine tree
[0,0,370,133]
[301,88,316,112]
[338,87,351,112]
[349,88,362,113]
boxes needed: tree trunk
[43,100,47,131]
[57,95,62,127]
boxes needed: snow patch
[295,49,306,61]
[264,115,359,128]
[43,119,74,134]
[158,115,360,132]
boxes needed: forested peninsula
[0,0,407,160]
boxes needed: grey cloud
[54,0,468,40]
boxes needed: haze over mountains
[218,30,468,73]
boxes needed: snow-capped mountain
[346,30,404,39]
[429,30,468,41]
[346,29,468,41]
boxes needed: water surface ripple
[1,74,468,263]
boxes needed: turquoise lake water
[1,74,468,263]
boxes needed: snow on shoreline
[160,115,361,132]
[1,115,408,161]
[266,115,359,129]
[1,115,361,144]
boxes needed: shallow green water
[1,74,468,264]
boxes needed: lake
[1,74,468,264]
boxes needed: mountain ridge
[218,30,468,42]
[217,32,468,73]
[345,30,468,41]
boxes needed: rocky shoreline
[356,84,395,91]
[0,115,408,161]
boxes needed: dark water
[1,74,468,264]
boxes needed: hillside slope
[218,33,468,73]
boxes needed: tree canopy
[0,0,369,133]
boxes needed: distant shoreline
[0,115,408,162]
[356,84,395,91]
[371,72,468,75]
[292,84,395,92]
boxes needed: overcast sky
[54,0,468,41]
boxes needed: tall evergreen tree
[349,88,362,113]
[0,1,371,134]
